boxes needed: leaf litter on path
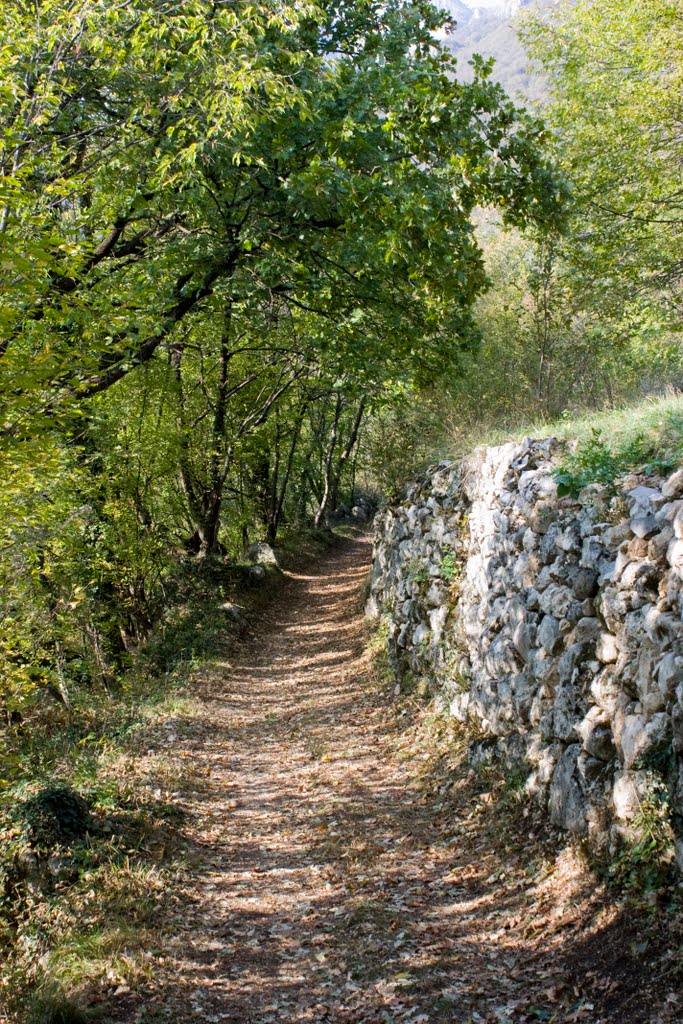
[104,537,682,1024]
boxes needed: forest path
[118,536,664,1024]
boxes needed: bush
[19,786,92,849]
[554,427,679,498]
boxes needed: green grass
[434,391,683,465]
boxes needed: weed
[407,559,430,587]
[366,618,390,657]
[439,550,461,584]
[634,739,677,779]
[415,677,432,699]
[554,429,623,497]
[450,672,470,694]
[554,423,681,499]
[347,897,392,928]
[18,984,91,1024]
[433,995,459,1014]
[19,786,92,848]
[609,771,676,893]
[501,761,532,797]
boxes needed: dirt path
[118,537,680,1024]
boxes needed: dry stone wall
[367,438,683,867]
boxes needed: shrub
[19,786,92,849]
[554,427,678,498]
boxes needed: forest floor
[103,535,681,1024]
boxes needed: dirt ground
[108,535,683,1024]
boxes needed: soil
[108,536,683,1024]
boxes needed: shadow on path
[111,537,680,1024]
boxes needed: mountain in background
[437,0,556,104]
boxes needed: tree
[0,0,565,720]
[522,0,683,348]
[1,1,563,434]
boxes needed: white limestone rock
[574,617,601,645]
[368,438,682,865]
[662,467,683,499]
[549,746,587,833]
[619,712,668,769]
[613,771,646,821]
[538,614,562,655]
[577,707,615,762]
[596,632,619,664]
[667,537,683,570]
[538,584,574,620]
[628,485,664,517]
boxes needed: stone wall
[367,438,683,867]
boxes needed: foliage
[520,0,683,385]
[523,0,683,294]
[19,786,92,849]
[0,0,563,434]
[439,217,683,436]
[0,0,563,729]
[609,772,676,895]
[439,550,462,584]
[553,424,679,498]
[407,559,431,587]
[403,0,683,448]
[554,429,623,498]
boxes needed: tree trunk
[313,394,342,529]
[174,306,233,559]
[329,397,366,513]
[267,401,307,544]
[198,306,232,557]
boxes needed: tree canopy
[426,0,683,438]
[1,0,561,432]
[522,0,683,339]
[0,0,563,726]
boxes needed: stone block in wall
[662,467,683,499]
[577,706,615,761]
[549,746,587,833]
[618,712,669,770]
[596,632,619,664]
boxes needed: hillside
[439,0,555,102]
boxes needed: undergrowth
[0,528,343,1022]
[554,425,680,498]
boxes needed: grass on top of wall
[439,391,683,469]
